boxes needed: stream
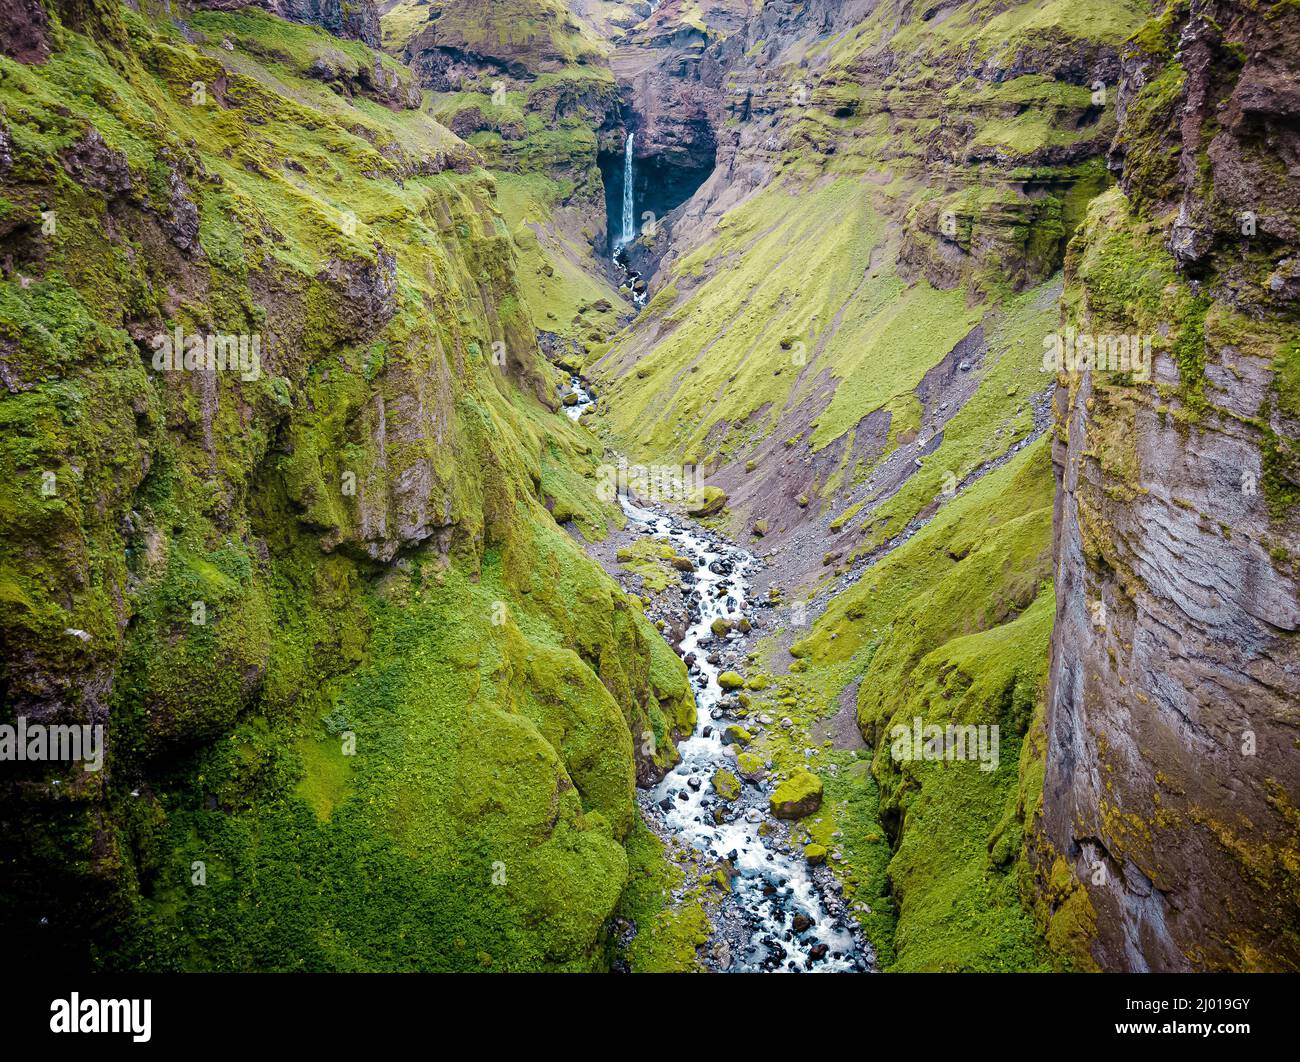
[623,498,869,972]
[562,377,870,972]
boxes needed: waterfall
[622,132,636,247]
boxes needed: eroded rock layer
[1036,0,1300,971]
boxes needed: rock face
[687,0,1116,292]
[606,1,749,229]
[189,0,382,46]
[0,0,50,63]
[1036,0,1300,971]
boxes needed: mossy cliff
[1034,0,1300,971]
[392,0,630,350]
[0,1,694,970]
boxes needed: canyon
[0,0,1296,973]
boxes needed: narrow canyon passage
[623,495,869,972]
[564,376,869,971]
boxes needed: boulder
[711,768,741,802]
[769,769,823,819]
[735,751,766,781]
[686,486,728,517]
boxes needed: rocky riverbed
[591,484,873,971]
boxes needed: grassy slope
[792,439,1059,970]
[0,3,690,970]
[594,175,979,462]
[583,0,1150,969]
[495,170,627,344]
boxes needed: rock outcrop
[0,0,51,63]
[1036,0,1300,971]
[403,0,605,87]
[189,0,383,47]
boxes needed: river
[565,377,870,971]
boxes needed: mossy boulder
[717,670,745,689]
[751,519,768,537]
[736,751,766,781]
[721,724,752,747]
[804,843,828,865]
[712,768,741,802]
[769,769,823,819]
[711,617,732,637]
[686,486,727,517]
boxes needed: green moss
[852,278,1057,549]
[615,537,686,593]
[712,769,741,802]
[616,821,711,972]
[408,0,609,72]
[0,6,691,972]
[769,769,824,819]
[686,485,727,516]
[735,751,766,781]
[380,0,433,51]
[293,735,354,823]
[880,589,1056,971]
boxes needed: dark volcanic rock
[59,129,133,197]
[0,0,51,63]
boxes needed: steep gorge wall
[0,0,693,969]
[1035,0,1300,971]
